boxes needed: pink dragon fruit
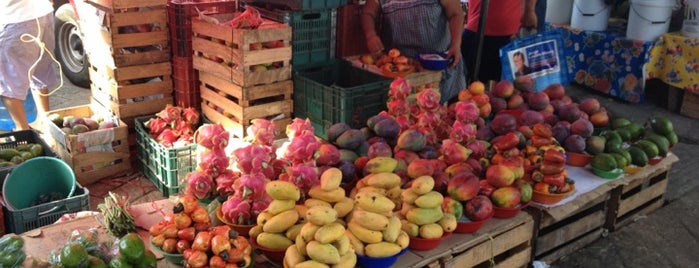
[281,162,319,199]
[387,98,411,117]
[146,117,168,136]
[388,77,412,100]
[439,139,473,165]
[185,171,214,199]
[450,121,478,144]
[221,196,252,225]
[174,120,195,137]
[199,148,230,177]
[251,199,271,217]
[215,169,240,196]
[272,158,290,179]
[416,110,441,128]
[195,123,229,150]
[182,107,200,126]
[233,172,267,201]
[466,140,488,160]
[283,132,319,163]
[156,105,182,124]
[454,101,480,124]
[394,115,413,132]
[233,144,275,175]
[286,118,314,139]
[418,126,439,146]
[245,118,278,146]
[156,129,178,147]
[416,88,441,110]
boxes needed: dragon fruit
[233,144,275,174]
[221,196,252,225]
[174,120,195,137]
[389,77,412,100]
[417,110,441,128]
[416,88,441,110]
[286,118,314,139]
[146,117,168,136]
[199,148,230,177]
[387,98,411,117]
[215,169,240,196]
[440,139,473,165]
[418,126,439,146]
[185,171,214,199]
[454,101,480,124]
[450,121,478,144]
[195,123,229,150]
[245,118,278,146]
[233,172,267,201]
[280,162,319,199]
[156,105,182,124]
[182,107,200,126]
[156,129,178,148]
[394,115,413,132]
[283,132,319,163]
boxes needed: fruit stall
[0,0,687,267]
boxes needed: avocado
[624,123,644,141]
[628,146,649,167]
[612,118,632,130]
[609,147,632,164]
[591,153,617,171]
[635,140,659,159]
[648,116,674,136]
[605,138,622,153]
[0,149,21,162]
[603,130,622,143]
[644,133,670,157]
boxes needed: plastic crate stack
[336,1,377,58]
[191,11,294,139]
[168,1,239,110]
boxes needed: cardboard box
[45,104,132,185]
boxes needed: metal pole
[473,0,489,82]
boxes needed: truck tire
[54,3,90,88]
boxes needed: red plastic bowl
[648,156,664,165]
[409,232,452,251]
[455,210,495,234]
[217,207,255,237]
[532,184,576,205]
[250,237,287,263]
[493,202,529,219]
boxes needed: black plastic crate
[3,184,90,234]
[0,130,58,185]
[293,60,391,139]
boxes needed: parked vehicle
[54,0,89,88]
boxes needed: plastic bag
[500,28,570,92]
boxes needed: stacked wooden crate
[191,13,293,139]
[78,0,174,166]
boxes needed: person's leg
[2,97,29,131]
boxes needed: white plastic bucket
[545,0,575,24]
[570,0,611,31]
[627,0,675,41]
[682,0,699,38]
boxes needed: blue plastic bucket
[3,157,76,210]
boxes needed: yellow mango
[309,185,346,203]
[285,223,304,241]
[439,213,457,233]
[386,186,402,200]
[306,206,338,226]
[333,197,354,218]
[332,236,351,256]
[396,230,410,249]
[364,172,401,189]
[414,191,444,209]
[346,230,365,256]
[406,207,443,225]
[300,222,321,242]
[306,240,341,264]
[265,180,301,201]
[419,223,444,239]
[382,215,402,243]
[331,250,357,268]
[401,188,420,204]
[284,243,306,267]
[352,209,390,231]
[314,222,345,244]
[256,232,293,250]
[263,209,299,233]
[364,157,398,174]
[357,186,388,196]
[411,175,435,195]
[295,260,330,268]
[296,234,308,256]
[364,242,402,258]
[320,167,343,191]
[354,191,395,214]
[267,199,297,215]
[348,220,383,244]
[305,198,332,208]
[249,225,263,239]
[400,219,419,237]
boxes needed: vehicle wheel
[54,4,90,88]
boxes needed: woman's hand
[366,35,385,54]
[446,46,461,69]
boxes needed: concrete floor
[46,76,699,267]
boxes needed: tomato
[119,233,145,263]
[162,238,178,254]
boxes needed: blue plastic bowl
[418,53,451,70]
[356,248,408,268]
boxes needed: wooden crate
[86,0,167,9]
[393,213,533,268]
[89,62,173,119]
[527,193,609,264]
[44,104,131,186]
[199,72,293,139]
[605,154,678,231]
[680,91,699,119]
[192,14,292,87]
[78,0,170,68]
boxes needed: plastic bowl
[381,64,416,78]
[418,53,451,70]
[532,184,576,205]
[250,237,286,263]
[566,152,593,167]
[3,156,76,210]
[356,248,408,268]
[493,202,529,219]
[592,167,624,179]
[624,165,643,174]
[150,239,184,265]
[648,156,664,165]
[455,210,495,234]
[217,207,255,237]
[409,232,452,251]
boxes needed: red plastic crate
[336,3,381,58]
[175,87,201,110]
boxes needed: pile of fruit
[144,105,200,148]
[359,48,415,76]
[0,143,44,167]
[46,113,118,135]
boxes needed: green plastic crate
[4,184,90,234]
[244,0,347,11]
[135,116,198,197]
[293,60,392,139]
[254,5,337,68]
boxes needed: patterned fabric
[548,20,654,103]
[646,32,699,94]
[379,0,467,103]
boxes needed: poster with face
[500,30,568,92]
